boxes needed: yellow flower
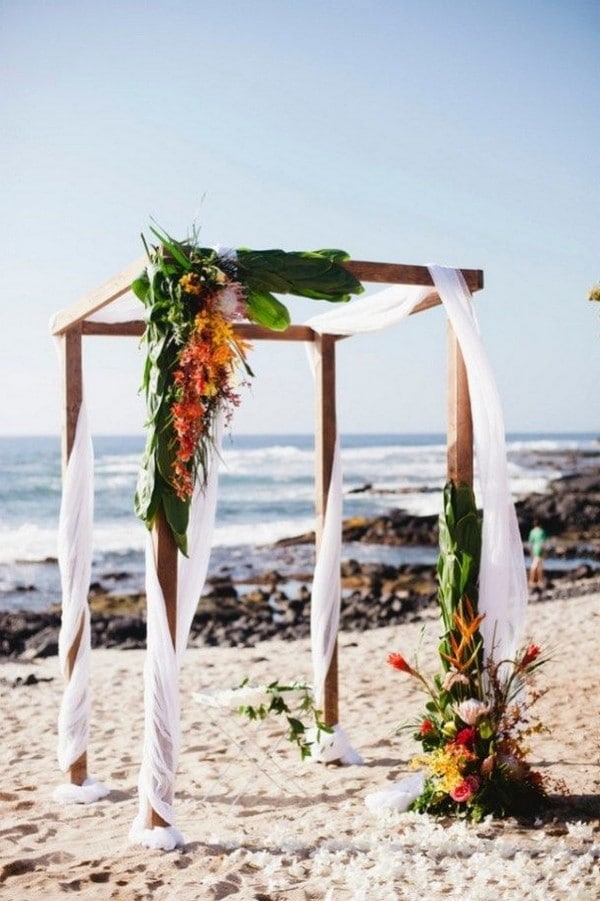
[179,273,204,295]
[412,744,473,793]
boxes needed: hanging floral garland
[132,225,363,553]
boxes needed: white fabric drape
[304,285,431,762]
[306,268,527,687]
[429,266,528,663]
[308,438,342,711]
[129,422,222,851]
[54,402,109,803]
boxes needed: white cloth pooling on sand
[53,775,110,805]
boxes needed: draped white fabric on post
[428,266,528,663]
[54,402,109,803]
[306,267,527,688]
[308,437,342,712]
[129,421,222,851]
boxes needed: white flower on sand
[454,698,491,725]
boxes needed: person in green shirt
[527,520,548,589]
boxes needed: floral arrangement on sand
[388,483,549,821]
[132,225,363,552]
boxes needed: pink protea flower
[213,281,247,319]
[442,670,470,691]
[454,698,491,726]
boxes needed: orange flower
[169,307,251,500]
[440,598,484,671]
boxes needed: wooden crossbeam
[52,259,484,335]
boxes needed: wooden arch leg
[447,322,473,486]
[67,622,88,785]
[149,507,178,828]
[62,327,89,786]
[314,333,339,727]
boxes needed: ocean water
[0,432,597,612]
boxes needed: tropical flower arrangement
[131,225,363,552]
[388,483,549,822]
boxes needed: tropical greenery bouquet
[388,483,549,822]
[132,225,363,552]
[234,679,332,761]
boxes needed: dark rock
[22,626,59,659]
[102,616,146,648]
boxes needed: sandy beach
[1,591,598,900]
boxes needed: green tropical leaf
[131,273,150,301]
[161,491,189,555]
[134,446,155,521]
[149,225,193,271]
[314,249,350,263]
[246,289,291,331]
[237,248,363,302]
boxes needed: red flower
[519,643,541,669]
[455,726,476,748]
[387,652,416,676]
[419,720,435,736]
[450,774,480,803]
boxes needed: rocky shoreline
[2,466,599,661]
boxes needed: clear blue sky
[2,0,598,436]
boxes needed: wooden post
[149,506,178,828]
[314,333,339,727]
[61,326,88,786]
[447,323,473,486]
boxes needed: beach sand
[1,593,598,900]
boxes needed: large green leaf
[134,441,156,521]
[246,290,291,331]
[161,490,189,555]
[436,480,483,670]
[131,273,150,301]
[236,248,363,302]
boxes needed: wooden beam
[233,323,316,342]
[82,321,145,337]
[149,505,178,828]
[447,323,473,485]
[79,298,452,340]
[60,326,88,786]
[80,322,319,341]
[314,333,339,728]
[51,255,147,335]
[54,258,483,337]
[344,261,484,293]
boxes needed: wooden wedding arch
[53,256,483,826]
